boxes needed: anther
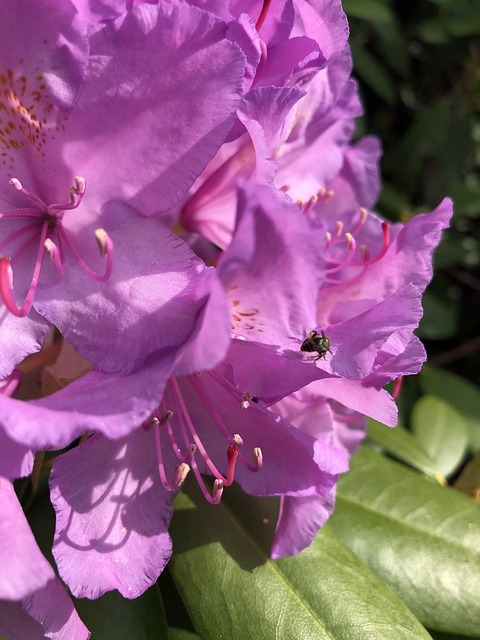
[74,176,86,194]
[335,221,343,237]
[142,416,160,432]
[211,479,224,504]
[240,393,252,409]
[253,447,263,470]
[232,433,244,447]
[94,228,112,258]
[44,238,64,274]
[9,178,22,191]
[159,409,173,425]
[173,463,190,487]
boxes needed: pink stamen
[57,225,113,282]
[0,219,49,317]
[0,370,23,397]
[344,221,390,267]
[392,377,403,400]
[325,233,356,273]
[255,0,271,31]
[9,178,47,210]
[170,378,231,484]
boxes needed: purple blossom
[0,0,245,376]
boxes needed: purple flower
[47,342,348,599]
[0,478,89,640]
[0,0,245,376]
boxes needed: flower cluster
[0,0,451,637]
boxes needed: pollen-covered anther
[44,238,64,274]
[335,221,344,237]
[159,409,174,425]
[74,176,86,194]
[345,232,355,252]
[94,228,111,258]
[142,416,160,432]
[253,447,263,470]
[232,433,244,447]
[173,462,190,487]
[9,177,22,191]
[240,392,252,409]
[211,479,224,504]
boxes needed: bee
[300,330,331,361]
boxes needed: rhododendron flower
[0,0,245,376]
[0,478,89,640]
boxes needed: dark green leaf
[343,0,395,23]
[74,586,168,640]
[350,43,398,105]
[417,289,458,339]
[169,480,431,640]
[411,395,468,477]
[330,447,480,635]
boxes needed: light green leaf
[169,481,431,640]
[330,447,480,636]
[367,418,439,478]
[411,395,468,477]
[419,366,480,452]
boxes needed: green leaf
[419,366,480,452]
[417,289,458,339]
[74,586,169,640]
[343,0,395,24]
[350,43,398,105]
[169,480,431,640]
[411,395,468,477]
[168,630,200,640]
[367,418,439,478]
[329,447,480,636]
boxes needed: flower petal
[50,430,173,599]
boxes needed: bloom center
[149,372,262,504]
[0,176,113,317]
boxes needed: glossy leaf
[411,395,468,477]
[419,366,480,452]
[169,480,431,640]
[367,418,439,478]
[329,447,480,636]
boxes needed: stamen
[225,445,239,486]
[255,0,271,31]
[325,233,356,274]
[232,433,244,446]
[0,219,49,317]
[9,178,47,210]
[301,195,318,214]
[0,369,23,397]
[57,225,113,282]
[49,176,87,212]
[335,221,343,237]
[253,447,263,470]
[392,377,403,400]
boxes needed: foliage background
[18,2,480,639]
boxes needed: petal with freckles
[61,2,246,215]
[50,430,173,599]
[218,182,325,345]
[35,204,230,375]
